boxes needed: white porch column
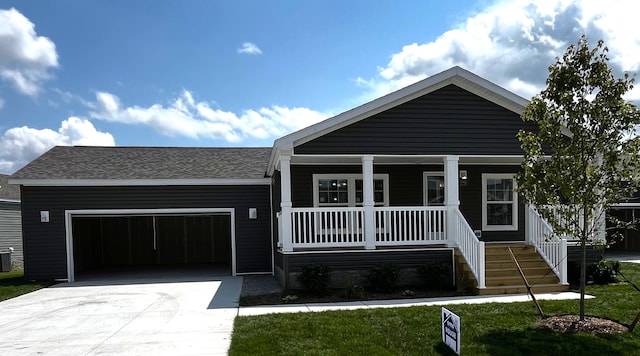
[280,155,293,252]
[362,155,376,250]
[444,155,460,247]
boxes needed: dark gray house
[0,174,22,265]
[11,67,590,293]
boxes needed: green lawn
[229,263,640,355]
[0,270,52,302]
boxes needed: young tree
[517,36,640,320]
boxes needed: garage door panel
[72,213,233,274]
[72,217,103,271]
[129,217,156,265]
[101,217,130,266]
[156,216,187,264]
[213,216,231,263]
[185,216,213,263]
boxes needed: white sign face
[40,211,50,223]
[442,307,461,355]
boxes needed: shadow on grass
[477,326,636,355]
[0,274,53,302]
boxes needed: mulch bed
[539,315,628,334]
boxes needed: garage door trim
[65,208,236,282]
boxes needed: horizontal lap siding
[289,164,525,241]
[0,202,23,261]
[21,185,272,280]
[281,249,453,272]
[296,85,535,155]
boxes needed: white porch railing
[290,207,365,248]
[286,206,447,249]
[526,206,568,285]
[375,207,446,246]
[451,209,485,289]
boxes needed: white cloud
[0,117,114,174]
[0,8,58,96]
[358,0,640,102]
[238,42,263,55]
[90,90,327,142]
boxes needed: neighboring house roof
[10,146,272,186]
[0,174,20,201]
[268,66,530,174]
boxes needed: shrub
[367,263,398,292]
[297,264,331,295]
[418,262,454,290]
[588,259,620,285]
[341,283,365,300]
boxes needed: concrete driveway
[0,272,242,355]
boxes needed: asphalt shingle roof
[0,174,20,199]
[11,146,272,180]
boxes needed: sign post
[442,307,460,355]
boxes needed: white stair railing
[451,209,485,289]
[526,206,568,285]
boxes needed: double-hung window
[314,174,389,207]
[482,174,518,231]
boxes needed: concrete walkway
[238,291,592,316]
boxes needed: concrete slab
[0,275,242,355]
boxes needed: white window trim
[422,171,445,206]
[313,174,389,207]
[482,173,518,231]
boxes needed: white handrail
[451,209,485,289]
[526,206,568,285]
[288,206,448,249]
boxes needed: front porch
[277,206,573,294]
[274,153,572,293]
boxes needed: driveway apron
[0,276,242,355]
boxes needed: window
[314,174,388,207]
[482,174,517,231]
[423,172,445,206]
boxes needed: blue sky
[0,0,638,174]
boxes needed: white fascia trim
[611,203,640,208]
[0,198,20,203]
[10,178,271,186]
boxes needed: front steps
[456,243,570,296]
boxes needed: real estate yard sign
[442,307,460,355]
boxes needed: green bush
[587,259,620,285]
[341,283,365,300]
[418,262,454,290]
[366,263,398,292]
[297,264,331,295]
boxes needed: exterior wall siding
[295,85,537,155]
[0,202,23,261]
[289,163,525,241]
[276,249,453,289]
[21,185,272,280]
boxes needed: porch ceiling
[289,154,523,165]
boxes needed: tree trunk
[580,237,586,321]
[580,204,589,321]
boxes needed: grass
[229,262,640,355]
[0,270,52,302]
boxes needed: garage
[10,146,274,281]
[70,210,234,279]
